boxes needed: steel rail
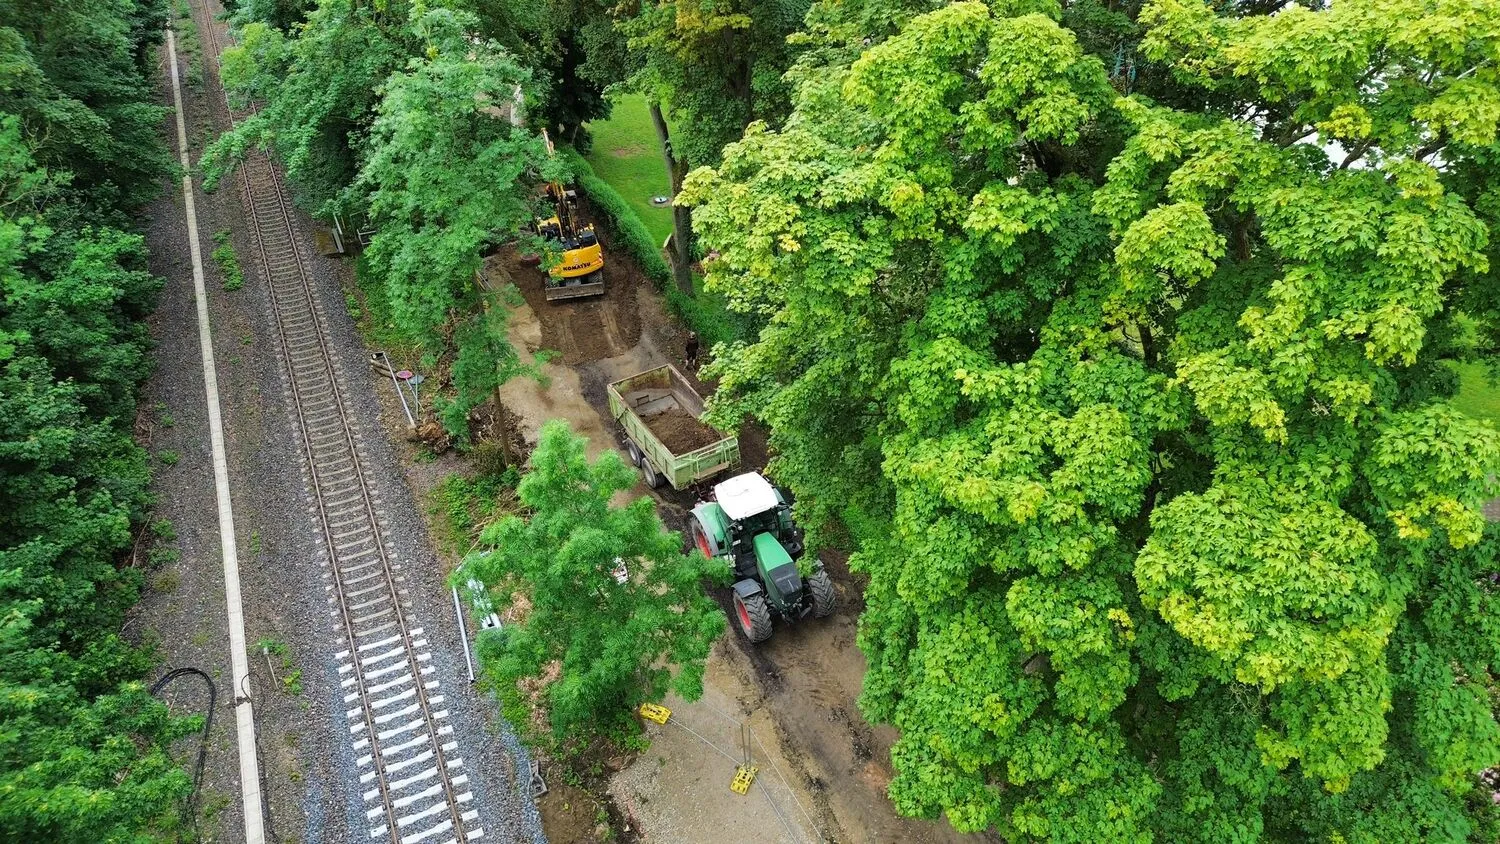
[190,1,478,841]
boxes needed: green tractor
[689,472,835,642]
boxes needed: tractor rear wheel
[733,591,773,643]
[625,439,643,467]
[641,458,662,489]
[808,569,836,618]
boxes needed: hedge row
[560,148,749,348]
[558,147,672,285]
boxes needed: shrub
[558,147,671,285]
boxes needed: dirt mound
[644,407,721,454]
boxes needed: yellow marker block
[639,703,672,725]
[730,765,759,795]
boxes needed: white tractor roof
[715,472,779,520]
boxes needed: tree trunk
[649,100,696,297]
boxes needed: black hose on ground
[151,667,216,840]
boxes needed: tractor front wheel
[808,569,836,618]
[690,518,717,558]
[733,591,773,643]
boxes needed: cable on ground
[151,667,216,841]
[699,698,823,840]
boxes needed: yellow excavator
[534,130,605,301]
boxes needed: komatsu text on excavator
[534,130,605,301]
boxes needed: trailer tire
[641,458,662,489]
[625,439,643,467]
[734,591,773,643]
[808,569,836,618]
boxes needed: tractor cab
[690,472,833,643]
[714,473,802,578]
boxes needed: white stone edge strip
[165,26,267,844]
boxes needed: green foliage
[686,0,1500,839]
[216,3,558,441]
[205,1,406,212]
[0,12,189,832]
[172,0,205,88]
[560,147,672,283]
[614,0,810,168]
[562,147,750,346]
[211,231,244,291]
[151,519,176,541]
[353,9,556,440]
[350,254,421,358]
[429,471,518,555]
[459,420,728,741]
[449,0,616,136]
[0,0,170,212]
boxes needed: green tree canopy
[683,0,1500,839]
[0,0,168,211]
[460,420,727,739]
[615,0,810,168]
[212,3,562,438]
[354,7,559,434]
[0,78,189,844]
[208,0,406,214]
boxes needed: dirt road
[491,231,990,843]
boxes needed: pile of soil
[645,407,721,453]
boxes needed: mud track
[498,202,991,843]
[500,203,643,365]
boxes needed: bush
[211,230,243,290]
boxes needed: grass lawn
[585,93,675,246]
[1450,359,1500,426]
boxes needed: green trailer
[607,364,739,490]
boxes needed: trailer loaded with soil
[607,364,739,489]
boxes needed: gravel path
[129,3,551,841]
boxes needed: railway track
[190,3,489,842]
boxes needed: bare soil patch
[497,202,644,365]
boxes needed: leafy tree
[608,0,811,293]
[207,0,406,215]
[354,6,557,437]
[0,94,188,841]
[459,420,727,739]
[452,0,616,141]
[617,0,808,169]
[0,0,168,211]
[214,3,559,439]
[684,0,1500,839]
